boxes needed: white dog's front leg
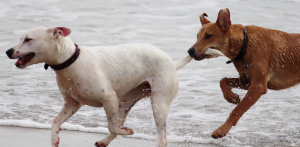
[104,95,134,135]
[95,94,134,147]
[51,98,81,147]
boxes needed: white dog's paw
[51,132,60,147]
[95,133,117,147]
[119,127,134,135]
[95,141,107,147]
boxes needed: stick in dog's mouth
[15,53,35,68]
[193,48,225,61]
[203,48,225,56]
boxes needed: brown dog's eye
[24,38,32,43]
[204,35,212,39]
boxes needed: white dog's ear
[47,27,71,38]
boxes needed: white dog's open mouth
[15,53,35,68]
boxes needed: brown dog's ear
[47,27,71,38]
[200,13,211,25]
[216,8,231,31]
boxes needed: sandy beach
[0,126,212,147]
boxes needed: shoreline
[0,126,215,147]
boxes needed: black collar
[44,43,80,70]
[226,27,250,69]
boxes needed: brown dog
[188,8,300,139]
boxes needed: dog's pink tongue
[15,54,33,66]
[15,58,25,66]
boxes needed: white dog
[6,26,224,147]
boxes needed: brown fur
[190,8,300,139]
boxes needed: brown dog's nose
[6,48,15,59]
[188,48,195,57]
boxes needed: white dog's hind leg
[51,97,81,147]
[151,95,172,147]
[149,69,178,147]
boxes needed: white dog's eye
[24,38,32,43]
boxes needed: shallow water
[1,0,300,146]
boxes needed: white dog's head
[6,26,72,69]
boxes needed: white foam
[0,120,51,129]
[0,119,219,144]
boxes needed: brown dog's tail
[175,54,193,70]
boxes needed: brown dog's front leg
[220,77,250,104]
[212,79,267,139]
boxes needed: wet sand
[0,126,213,147]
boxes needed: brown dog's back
[243,25,300,89]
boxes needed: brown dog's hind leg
[220,77,250,104]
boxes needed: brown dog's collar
[226,27,250,69]
[44,43,80,70]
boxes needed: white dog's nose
[6,48,15,59]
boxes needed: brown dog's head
[188,8,232,61]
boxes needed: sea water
[1,0,300,146]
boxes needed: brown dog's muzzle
[188,47,195,57]
[188,47,208,61]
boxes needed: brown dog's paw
[95,142,107,147]
[211,124,232,139]
[211,130,226,139]
[224,93,240,104]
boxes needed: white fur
[175,55,193,70]
[8,26,199,147]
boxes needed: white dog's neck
[55,37,76,64]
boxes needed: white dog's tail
[175,55,193,70]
